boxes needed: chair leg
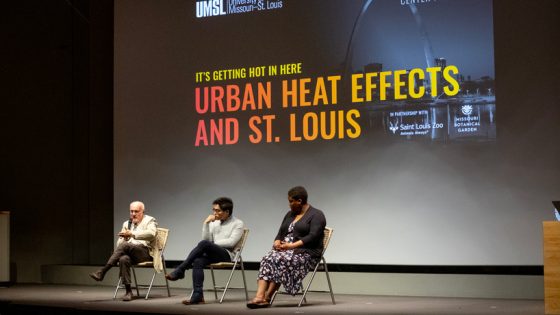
[298,262,321,307]
[269,288,279,306]
[323,259,336,304]
[162,260,171,297]
[210,266,218,300]
[113,277,123,299]
[131,266,140,296]
[240,257,249,301]
[145,270,157,300]
[219,262,238,303]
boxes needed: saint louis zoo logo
[389,120,399,134]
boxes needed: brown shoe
[89,270,104,282]
[165,273,180,281]
[122,291,133,301]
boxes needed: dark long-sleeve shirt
[275,206,326,257]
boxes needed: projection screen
[115,0,557,265]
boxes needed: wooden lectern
[544,221,560,314]
[0,211,9,284]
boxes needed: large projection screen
[115,0,558,265]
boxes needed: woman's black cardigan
[274,206,326,257]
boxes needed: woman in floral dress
[247,186,326,308]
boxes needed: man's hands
[204,214,217,224]
[118,229,133,240]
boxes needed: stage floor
[0,284,544,315]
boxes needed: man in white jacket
[165,197,244,305]
[89,201,158,301]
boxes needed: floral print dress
[258,221,319,295]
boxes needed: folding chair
[113,227,171,299]
[208,228,249,303]
[270,226,335,307]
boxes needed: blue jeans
[173,240,231,293]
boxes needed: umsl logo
[196,0,227,18]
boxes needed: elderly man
[89,201,158,301]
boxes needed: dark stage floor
[0,284,544,315]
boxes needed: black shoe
[89,270,104,282]
[247,298,270,309]
[122,291,133,301]
[182,295,205,305]
[165,272,184,281]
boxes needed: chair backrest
[137,227,169,270]
[232,228,249,258]
[155,227,169,252]
[321,227,333,256]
